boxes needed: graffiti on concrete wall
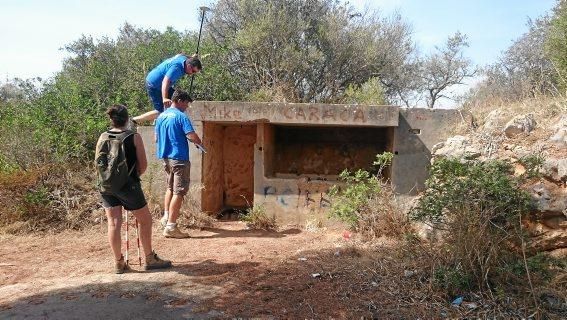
[262,177,333,210]
[198,104,379,124]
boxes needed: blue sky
[0,0,558,81]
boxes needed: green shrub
[23,186,50,206]
[518,153,545,178]
[505,252,566,280]
[328,153,407,238]
[410,158,532,225]
[343,77,386,105]
[410,158,535,293]
[329,169,381,228]
[434,265,473,293]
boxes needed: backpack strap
[110,130,137,176]
[121,131,137,176]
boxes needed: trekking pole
[125,210,130,266]
[189,6,211,96]
[135,218,142,266]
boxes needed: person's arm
[161,76,172,107]
[187,132,202,146]
[133,133,148,175]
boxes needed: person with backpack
[95,104,172,273]
[131,54,202,126]
[155,89,203,239]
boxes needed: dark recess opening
[271,125,393,177]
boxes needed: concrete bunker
[141,101,466,223]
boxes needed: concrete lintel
[189,101,399,127]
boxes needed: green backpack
[95,130,135,193]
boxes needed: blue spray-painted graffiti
[263,179,333,210]
[277,187,293,206]
[264,186,276,198]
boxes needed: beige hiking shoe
[160,216,168,228]
[115,255,129,274]
[163,226,190,239]
[144,251,172,270]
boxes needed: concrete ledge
[189,101,399,127]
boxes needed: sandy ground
[1,221,408,319]
[2,220,538,319]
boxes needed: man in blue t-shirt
[133,54,202,125]
[155,89,203,239]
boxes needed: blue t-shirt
[155,107,195,161]
[146,55,187,88]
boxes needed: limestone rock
[550,128,567,145]
[540,158,567,183]
[482,109,510,133]
[504,114,537,138]
[528,228,567,252]
[558,159,567,182]
[552,115,567,130]
[525,179,567,252]
[530,181,567,214]
[549,115,567,145]
[431,135,481,160]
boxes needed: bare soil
[0,221,428,319]
[0,221,557,319]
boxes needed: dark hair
[187,57,202,70]
[106,104,128,127]
[171,89,193,103]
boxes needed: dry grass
[461,96,566,135]
[241,204,278,231]
[180,183,217,229]
[357,186,414,240]
[0,164,100,234]
[140,164,217,229]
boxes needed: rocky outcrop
[542,158,567,182]
[503,113,537,138]
[431,112,566,253]
[431,135,481,160]
[549,115,567,146]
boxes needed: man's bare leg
[160,189,173,227]
[168,194,184,224]
[133,110,159,124]
[163,193,190,238]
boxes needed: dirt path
[2,220,480,319]
[1,221,394,319]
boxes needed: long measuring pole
[189,6,210,96]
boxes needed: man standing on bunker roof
[132,54,202,125]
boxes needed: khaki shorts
[163,159,191,195]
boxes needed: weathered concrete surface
[138,126,165,205]
[251,123,336,224]
[138,124,205,210]
[189,101,399,126]
[141,103,467,221]
[391,108,468,194]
